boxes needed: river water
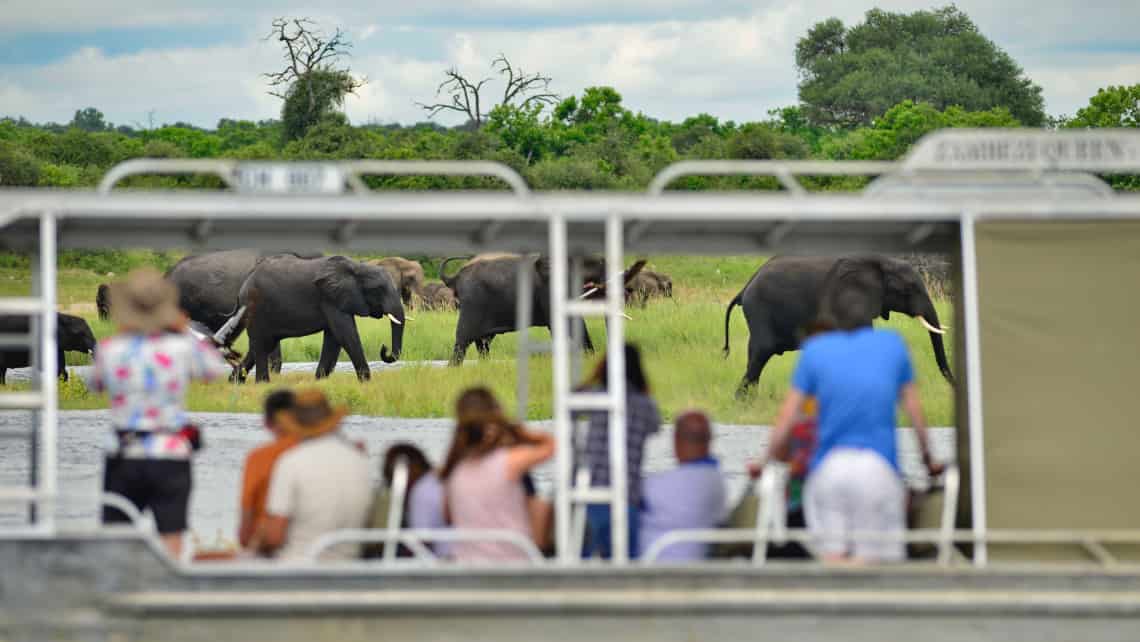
[0,409,955,542]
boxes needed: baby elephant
[0,313,97,385]
[627,269,673,307]
[418,282,457,311]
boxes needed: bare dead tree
[264,18,365,113]
[417,54,558,127]
[494,55,557,111]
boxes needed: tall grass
[1,255,957,425]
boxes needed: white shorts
[803,448,906,562]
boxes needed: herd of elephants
[0,250,954,395]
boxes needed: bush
[0,141,41,186]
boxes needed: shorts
[803,448,905,562]
[102,457,192,534]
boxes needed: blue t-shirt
[791,327,914,474]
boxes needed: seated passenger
[365,443,450,559]
[238,389,298,554]
[638,410,726,561]
[261,390,372,562]
[441,387,554,562]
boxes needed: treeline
[0,6,1136,192]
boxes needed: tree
[264,18,365,142]
[70,107,107,132]
[795,6,1045,128]
[1064,85,1140,190]
[1064,84,1140,129]
[418,55,557,127]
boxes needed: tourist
[368,443,447,558]
[639,410,726,561]
[92,267,230,559]
[754,276,944,563]
[579,343,661,560]
[238,389,297,554]
[261,389,372,562]
[441,387,554,562]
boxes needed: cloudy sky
[2,1,1138,128]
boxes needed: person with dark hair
[752,276,943,563]
[579,343,662,560]
[441,387,554,562]
[92,268,230,559]
[639,410,726,561]
[238,389,298,553]
[374,443,449,558]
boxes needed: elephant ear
[825,257,886,320]
[314,256,369,316]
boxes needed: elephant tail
[439,256,470,289]
[723,292,742,359]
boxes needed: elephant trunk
[380,307,404,364]
[915,296,953,384]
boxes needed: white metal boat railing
[4,129,1140,570]
[305,528,544,564]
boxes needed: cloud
[2,1,1138,127]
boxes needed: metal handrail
[340,160,531,196]
[96,159,531,196]
[97,159,240,193]
[647,160,897,195]
[383,457,410,563]
[304,528,544,563]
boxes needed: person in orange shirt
[239,389,298,553]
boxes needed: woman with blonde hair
[441,387,554,562]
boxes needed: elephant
[0,313,97,385]
[367,257,425,309]
[165,249,319,373]
[229,255,405,383]
[441,254,643,365]
[96,284,111,321]
[627,269,673,307]
[723,255,953,396]
[419,281,457,311]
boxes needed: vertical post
[605,213,628,565]
[515,255,534,420]
[960,211,987,566]
[28,239,41,526]
[569,256,584,384]
[38,213,58,533]
[548,214,573,564]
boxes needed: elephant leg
[252,336,273,384]
[0,367,6,386]
[315,332,341,379]
[475,336,493,359]
[327,315,370,381]
[737,330,775,399]
[580,320,595,354]
[450,311,480,366]
[269,343,283,374]
[57,350,68,382]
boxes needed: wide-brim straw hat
[109,267,183,334]
[278,389,349,438]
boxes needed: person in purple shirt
[639,410,726,562]
[753,275,943,563]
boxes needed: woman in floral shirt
[92,267,229,558]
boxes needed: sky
[1,1,1138,129]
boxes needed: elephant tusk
[918,316,947,335]
[579,287,599,299]
[386,314,403,325]
[621,313,633,321]
[403,315,416,322]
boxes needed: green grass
[0,255,957,425]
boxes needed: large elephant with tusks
[227,255,405,382]
[724,255,953,396]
